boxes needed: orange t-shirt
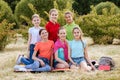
[34,40,54,60]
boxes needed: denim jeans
[25,57,51,72]
[72,57,85,65]
[21,44,35,65]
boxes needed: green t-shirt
[64,22,78,40]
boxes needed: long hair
[72,27,84,47]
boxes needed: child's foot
[16,55,23,65]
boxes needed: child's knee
[46,65,51,71]
[65,64,69,68]
[32,60,40,69]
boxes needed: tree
[4,0,20,13]
[72,0,120,15]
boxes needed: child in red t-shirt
[45,8,60,42]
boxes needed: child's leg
[25,60,40,69]
[80,61,91,71]
[32,64,51,72]
[56,63,69,69]
[21,57,33,65]
[70,64,79,69]
[29,44,35,62]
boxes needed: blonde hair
[64,11,73,17]
[58,27,66,34]
[32,14,40,19]
[49,8,58,15]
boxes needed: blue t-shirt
[69,40,86,58]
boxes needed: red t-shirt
[45,21,60,42]
[34,40,54,60]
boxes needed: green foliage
[94,1,120,15]
[72,0,120,15]
[0,0,14,23]
[0,19,15,50]
[15,0,54,27]
[77,5,120,44]
[54,0,74,26]
[4,0,20,13]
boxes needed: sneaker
[19,67,27,72]
[14,64,25,70]
[16,55,23,65]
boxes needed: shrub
[15,0,54,27]
[94,1,120,15]
[0,19,15,50]
[0,0,14,23]
[77,3,120,44]
[72,0,120,15]
[4,0,20,13]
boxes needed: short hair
[32,14,40,19]
[64,11,73,17]
[49,8,58,15]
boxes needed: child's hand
[63,61,69,68]
[91,65,96,71]
[72,62,77,66]
[39,60,45,67]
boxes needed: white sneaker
[16,55,23,65]
[19,67,27,71]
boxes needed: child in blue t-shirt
[68,27,95,71]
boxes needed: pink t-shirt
[54,39,68,60]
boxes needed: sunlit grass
[0,38,120,80]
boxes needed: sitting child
[54,27,69,69]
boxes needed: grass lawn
[0,39,120,80]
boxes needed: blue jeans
[21,44,35,65]
[25,57,51,72]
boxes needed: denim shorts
[71,57,85,65]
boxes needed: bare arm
[68,45,76,65]
[84,45,95,70]
[32,50,45,67]
[55,50,67,64]
[50,54,53,68]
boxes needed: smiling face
[73,27,83,40]
[49,10,58,23]
[58,28,66,41]
[40,29,48,39]
[65,12,73,24]
[32,17,41,27]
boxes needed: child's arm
[84,46,96,70]
[55,50,68,65]
[50,54,53,69]
[68,45,76,65]
[32,50,45,67]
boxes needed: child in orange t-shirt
[25,29,54,72]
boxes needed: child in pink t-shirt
[54,27,69,69]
